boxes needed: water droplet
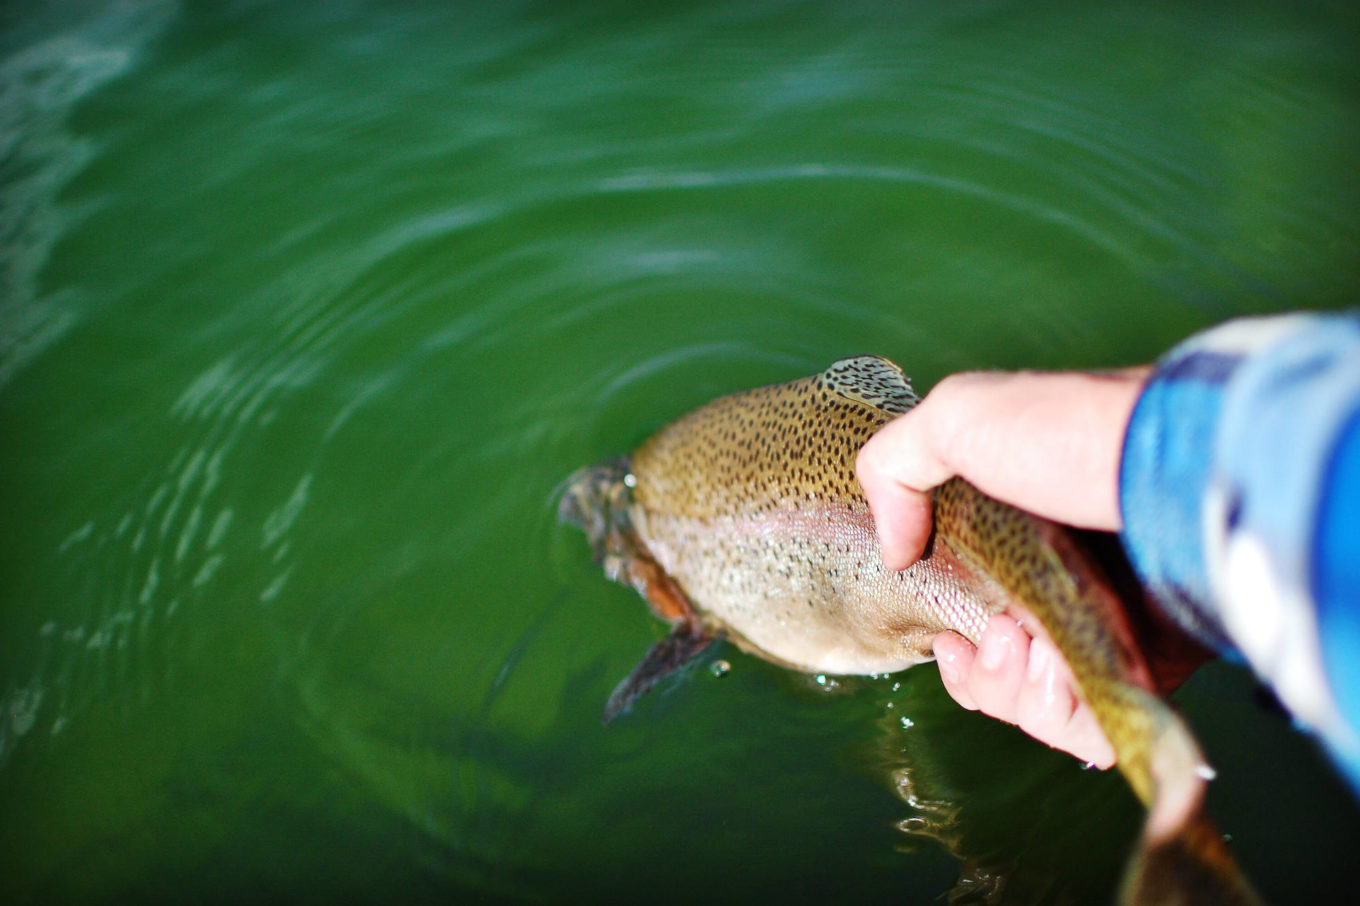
[623,473,637,489]
[900,717,914,729]
[710,659,731,678]
[815,674,828,686]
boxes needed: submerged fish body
[561,355,1260,905]
[626,356,993,675]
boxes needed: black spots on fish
[822,355,919,414]
[632,365,908,521]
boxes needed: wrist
[1119,312,1360,761]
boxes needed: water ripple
[0,0,173,390]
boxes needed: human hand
[856,369,1148,569]
[855,369,1149,766]
[935,616,1117,768]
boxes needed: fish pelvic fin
[603,622,714,724]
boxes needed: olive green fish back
[631,356,917,518]
[934,480,1262,904]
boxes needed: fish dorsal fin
[821,355,919,414]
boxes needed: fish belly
[630,499,993,675]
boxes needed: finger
[923,370,1145,532]
[855,416,951,569]
[965,614,1029,722]
[933,630,980,711]
[860,473,932,570]
[1060,699,1117,769]
[1014,635,1117,769]
[1013,636,1080,746]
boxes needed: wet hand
[855,369,1146,569]
[854,368,1148,765]
[935,614,1117,768]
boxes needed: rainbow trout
[560,356,1260,905]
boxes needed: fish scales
[629,364,991,674]
[560,354,1263,905]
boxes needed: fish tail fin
[936,483,1262,905]
[1100,684,1263,905]
[1102,684,1210,843]
[1119,814,1264,906]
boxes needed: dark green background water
[3,2,1359,903]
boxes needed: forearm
[1119,311,1360,783]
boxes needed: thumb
[855,412,953,569]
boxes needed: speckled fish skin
[628,356,993,675]
[562,354,1262,906]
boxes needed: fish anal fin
[821,355,919,414]
[603,623,714,724]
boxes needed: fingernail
[978,627,1010,671]
[937,649,960,686]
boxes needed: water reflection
[2,1,1359,903]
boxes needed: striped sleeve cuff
[1119,312,1360,783]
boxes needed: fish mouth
[556,456,633,558]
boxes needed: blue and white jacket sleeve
[1119,311,1360,791]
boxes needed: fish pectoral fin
[602,622,714,724]
[621,548,697,623]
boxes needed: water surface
[2,2,1359,903]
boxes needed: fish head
[557,457,633,563]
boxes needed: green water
[2,1,1359,903]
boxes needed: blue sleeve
[1118,312,1360,791]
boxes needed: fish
[559,355,1261,905]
